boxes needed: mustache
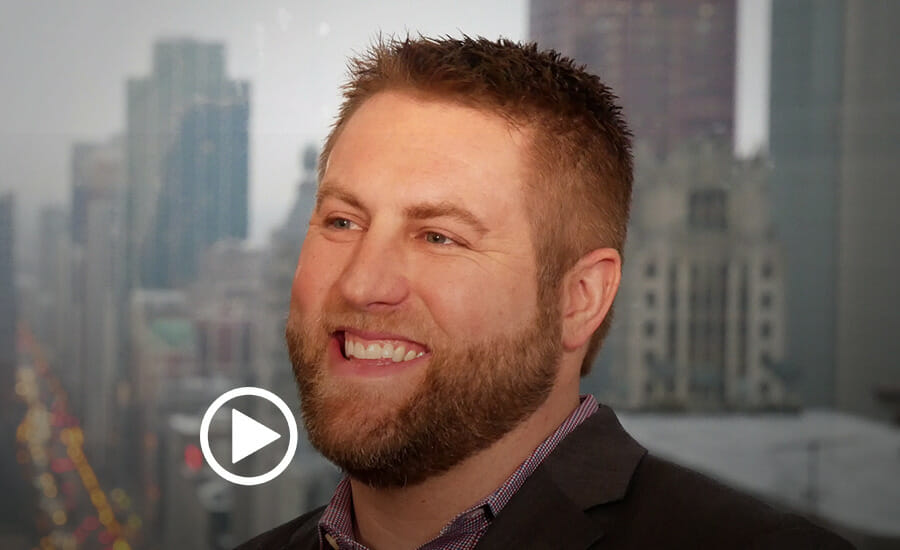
[291,300,438,346]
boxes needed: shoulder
[539,406,853,549]
[597,453,853,549]
[233,506,326,550]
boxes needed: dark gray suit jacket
[235,405,854,549]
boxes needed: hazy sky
[0,0,769,247]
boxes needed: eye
[326,217,360,230]
[423,231,455,246]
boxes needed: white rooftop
[618,410,900,538]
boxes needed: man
[237,37,852,549]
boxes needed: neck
[349,383,580,550]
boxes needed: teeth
[381,343,394,358]
[364,343,380,359]
[344,334,425,363]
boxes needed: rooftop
[619,409,900,538]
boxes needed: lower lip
[327,335,429,378]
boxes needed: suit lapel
[475,405,647,550]
[285,507,324,549]
[473,467,604,549]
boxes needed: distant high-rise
[35,206,73,387]
[530,0,736,155]
[72,141,123,246]
[0,192,32,550]
[769,0,900,420]
[615,142,790,411]
[835,1,900,420]
[142,98,249,288]
[125,38,249,290]
[0,193,15,407]
[68,138,125,468]
[769,0,844,408]
[192,239,262,382]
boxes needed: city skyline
[1,0,769,259]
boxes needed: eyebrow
[317,181,489,236]
[404,201,489,236]
[316,184,364,212]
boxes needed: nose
[337,230,410,311]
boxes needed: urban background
[1,1,898,549]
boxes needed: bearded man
[237,37,851,550]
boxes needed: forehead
[322,91,531,213]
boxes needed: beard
[285,288,562,489]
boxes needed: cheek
[416,263,538,338]
[291,239,336,313]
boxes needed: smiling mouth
[335,330,429,363]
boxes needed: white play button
[231,408,282,464]
[200,386,299,486]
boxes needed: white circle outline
[199,386,298,486]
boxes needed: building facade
[68,138,125,470]
[769,0,900,419]
[142,99,249,288]
[768,0,844,409]
[125,38,249,291]
[0,194,15,402]
[834,1,900,420]
[616,142,791,411]
[530,0,736,155]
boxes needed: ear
[560,248,622,351]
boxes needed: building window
[644,321,656,337]
[667,320,677,362]
[760,292,772,309]
[760,322,771,339]
[645,261,657,278]
[761,261,774,279]
[688,189,728,230]
[645,292,656,307]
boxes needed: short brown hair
[320,36,633,376]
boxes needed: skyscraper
[125,38,249,290]
[68,138,126,469]
[0,191,32,550]
[530,0,736,155]
[769,0,900,419]
[616,142,790,411]
[768,0,844,408]
[0,193,15,410]
[35,206,73,392]
[835,1,900,420]
[142,98,249,288]
[68,139,124,423]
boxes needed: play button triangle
[231,408,281,464]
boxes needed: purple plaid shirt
[318,395,600,550]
